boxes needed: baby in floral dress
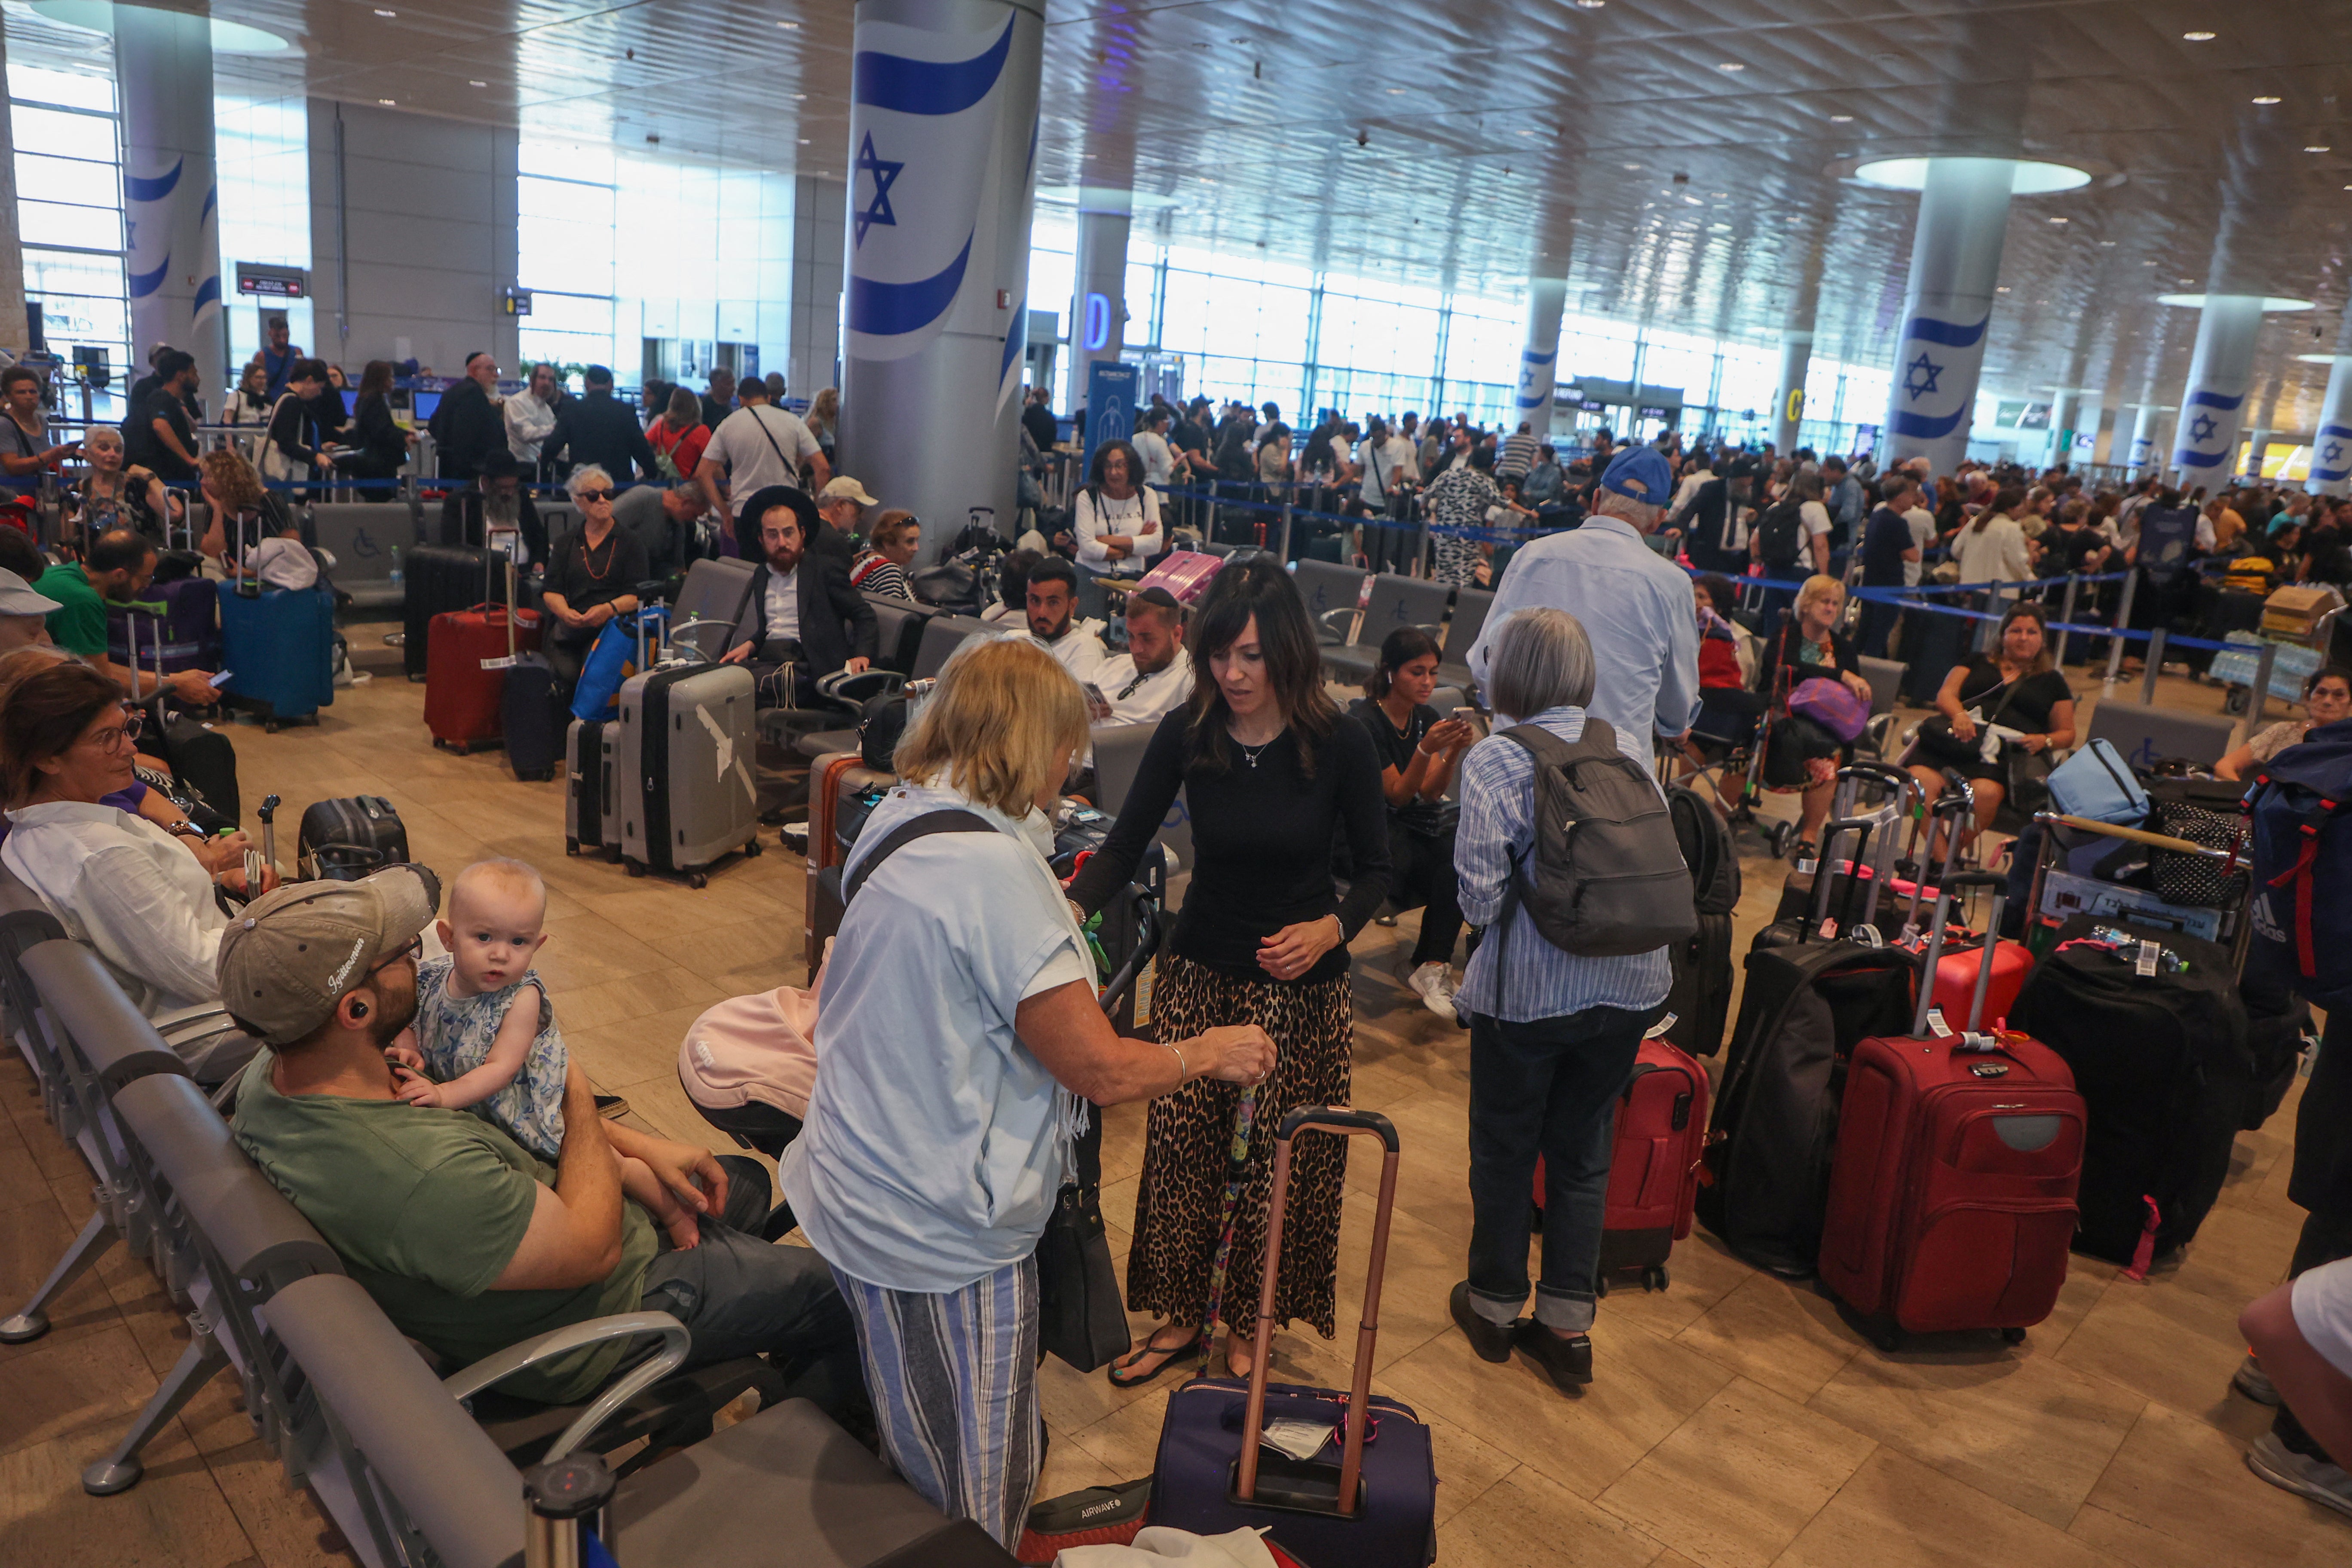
[391,858,700,1245]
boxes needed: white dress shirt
[1093,645,1194,728]
[3,800,230,1016]
[764,564,801,643]
[1025,620,1109,683]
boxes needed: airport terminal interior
[3,2,2352,1566]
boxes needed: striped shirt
[1452,705,1673,1024]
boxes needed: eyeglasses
[86,706,143,755]
[368,935,423,975]
[577,489,615,503]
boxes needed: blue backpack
[2247,718,2352,1009]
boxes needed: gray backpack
[1497,718,1698,959]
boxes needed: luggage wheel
[1643,1265,1669,1293]
[1868,1323,1902,1354]
[2001,1326,2027,1346]
[265,720,279,734]
[1769,821,1797,858]
[625,860,647,878]
[744,839,764,858]
[686,872,708,890]
[565,839,579,857]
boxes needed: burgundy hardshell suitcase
[1817,873,2085,1349]
[424,554,540,753]
[1531,1032,1710,1293]
[1149,1107,1437,1567]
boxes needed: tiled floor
[0,638,2342,1565]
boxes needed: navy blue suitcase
[1148,1107,1437,1566]
[219,587,337,730]
[502,654,563,781]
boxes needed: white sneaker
[1407,962,1457,1021]
[2246,1431,2352,1520]
[2235,1353,2282,1407]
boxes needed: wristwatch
[163,820,205,839]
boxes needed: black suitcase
[566,717,609,854]
[403,543,493,680]
[2005,915,2255,1264]
[297,795,409,880]
[151,709,240,828]
[1664,909,1735,1057]
[503,655,562,781]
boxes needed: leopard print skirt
[1124,955,1353,1339]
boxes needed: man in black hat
[439,447,547,564]
[1672,456,1757,575]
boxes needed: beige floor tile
[1032,1433,1124,1499]
[1381,1314,1733,1498]
[1592,1231,1755,1341]
[0,1321,161,1456]
[1405,1400,1520,1527]
[0,1424,254,1568]
[644,916,798,984]
[527,914,677,992]
[1777,1446,2123,1568]
[543,966,730,1035]
[565,1002,731,1094]
[1331,1192,1470,1372]
[2070,1402,2350,1568]
[2057,1273,2276,1443]
[2155,1200,2300,1308]
[0,1200,122,1353]
[1669,1271,1862,1403]
[205,1438,357,1567]
[0,1115,51,1215]
[1436,1464,1669,1568]
[1808,1340,2145,1526]
[2023,1255,2116,1359]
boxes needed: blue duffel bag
[2046,738,2149,825]
[2247,719,2352,1011]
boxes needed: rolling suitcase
[1150,1108,1438,1568]
[108,577,219,674]
[565,718,611,855]
[426,551,541,754]
[2006,914,2255,1265]
[612,643,761,888]
[402,542,494,680]
[1664,784,1739,1056]
[218,497,334,730]
[1819,874,2084,1348]
[1535,1023,1713,1292]
[296,795,410,880]
[502,654,563,780]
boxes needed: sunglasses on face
[577,490,615,503]
[368,935,423,976]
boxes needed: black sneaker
[1449,1281,1516,1364]
[1514,1322,1593,1390]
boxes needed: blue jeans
[637,1155,863,1415]
[1464,1006,1655,1332]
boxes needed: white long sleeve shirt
[1072,487,1164,575]
[4,800,230,1016]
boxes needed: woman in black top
[1347,627,1475,1019]
[1758,574,1875,862]
[261,358,334,493]
[1068,555,1389,1385]
[539,464,650,682]
[334,359,410,499]
[1906,601,2076,858]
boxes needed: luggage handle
[1806,817,1876,939]
[1237,1106,1401,1517]
[257,793,279,882]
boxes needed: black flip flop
[1106,1331,1203,1389]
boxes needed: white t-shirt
[1954,514,2032,585]
[1131,429,1175,487]
[781,783,1092,1292]
[1328,433,1353,475]
[1672,468,1713,513]
[1094,646,1194,728]
[1026,620,1109,683]
[1798,499,1834,560]
[243,536,318,591]
[764,564,800,643]
[1902,505,1936,587]
[1357,436,1416,505]
[1072,487,1164,574]
[704,404,821,499]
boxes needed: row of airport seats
[0,863,1012,1567]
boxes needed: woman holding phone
[1348,627,1476,1018]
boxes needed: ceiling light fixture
[377,98,395,106]
[2309,145,2333,153]
[373,6,395,15]
[1717,61,1745,72]
[1622,162,1642,170]
[1574,0,1605,9]
[1829,113,1853,122]
[1997,285,2011,292]
[794,93,808,100]
[2049,215,2069,223]
[468,79,486,87]
[1851,157,2091,193]
[2183,30,2216,41]
[778,18,800,28]
[2253,95,2282,104]
[2159,293,2315,310]
[798,138,811,144]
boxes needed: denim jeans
[637,1155,863,1415]
[1464,1005,1655,1332]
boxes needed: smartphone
[1081,682,1112,721]
[1453,706,1478,721]
[208,669,235,687]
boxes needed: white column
[2127,405,2163,477]
[2310,299,2352,496]
[2169,294,2264,481]
[1881,158,2017,479]
[788,173,845,400]
[836,0,1044,556]
[0,26,25,360]
[1069,191,1131,402]
[1771,331,1811,452]
[1513,277,1568,439]
[115,5,226,382]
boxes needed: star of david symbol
[2190,413,2219,444]
[852,132,902,248]
[1903,351,1942,401]
[2327,440,2345,466]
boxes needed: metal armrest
[667,619,735,662]
[1316,607,1359,644]
[152,1003,234,1041]
[817,668,904,706]
[444,1311,692,1462]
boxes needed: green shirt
[37,562,107,657]
[230,1050,657,1403]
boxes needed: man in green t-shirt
[223,866,857,1408]
[39,527,219,704]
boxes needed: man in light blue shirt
[1822,455,1866,554]
[1467,443,1701,756]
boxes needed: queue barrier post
[2055,573,2079,667]
[2102,570,2140,695]
[2140,626,2167,706]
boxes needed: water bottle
[387,545,403,591]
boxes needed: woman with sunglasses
[0,662,276,1079]
[541,464,650,682]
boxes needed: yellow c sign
[1785,389,1806,424]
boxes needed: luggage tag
[2134,941,2160,978]
[1257,1418,1332,1463]
[1644,1011,1678,1040]
[1924,1006,1953,1038]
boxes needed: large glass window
[8,33,129,401]
[216,92,313,373]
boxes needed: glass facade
[8,6,129,401]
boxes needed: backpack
[1755,497,1805,573]
[1496,718,1698,959]
[1667,784,1740,917]
[2247,718,2352,1010]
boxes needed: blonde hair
[449,858,548,925]
[201,448,265,512]
[894,636,1088,816]
[1796,574,1845,621]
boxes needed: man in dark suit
[427,352,507,481]
[723,491,877,708]
[545,364,659,483]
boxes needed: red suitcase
[1819,873,2085,1350]
[425,601,541,752]
[1923,930,2033,1026]
[1532,1031,1710,1293]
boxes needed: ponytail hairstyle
[1364,625,1442,702]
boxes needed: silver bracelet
[1163,1041,1187,1088]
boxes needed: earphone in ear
[351,1000,368,1020]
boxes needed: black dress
[1346,697,1465,970]
[1946,656,2072,785]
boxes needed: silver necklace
[1238,738,1271,769]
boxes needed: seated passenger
[1092,585,1193,727]
[1759,574,1875,863]
[38,529,220,705]
[1,661,273,1078]
[539,466,649,684]
[1347,628,1474,1019]
[982,548,1041,626]
[198,450,311,588]
[847,509,919,600]
[1019,554,1108,682]
[1905,601,2075,859]
[721,492,876,707]
[2218,666,2352,781]
[227,866,861,1410]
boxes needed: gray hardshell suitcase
[612,660,761,887]
[565,717,617,858]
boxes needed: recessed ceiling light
[1622,162,1642,170]
[2309,145,2334,153]
[1708,222,1733,232]
[798,138,811,145]
[377,98,395,106]
[2049,215,2069,223]
[373,6,395,14]
[1574,0,1605,8]
[1997,285,2011,293]
[1717,61,1745,72]
[778,18,799,28]
[2098,239,2116,246]
[2142,259,2159,265]
[2180,277,2195,284]
[2183,30,2216,41]
[1828,113,1853,123]
[468,79,486,87]
[793,93,808,100]
[2253,95,2282,104]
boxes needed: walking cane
[1196,1079,1266,1377]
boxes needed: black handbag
[1035,1104,1130,1372]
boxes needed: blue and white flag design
[125,156,222,340]
[1514,345,1557,416]
[2172,386,2243,472]
[1886,308,1988,444]
[845,12,1015,363]
[2313,423,2352,487]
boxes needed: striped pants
[832,1256,1042,1549]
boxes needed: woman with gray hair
[1447,606,1671,1395]
[539,463,649,681]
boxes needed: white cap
[0,569,60,618]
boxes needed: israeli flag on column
[845,12,1014,364]
[2172,387,2242,472]
[2130,434,2155,469]
[1514,346,1556,416]
[2314,423,2352,487]
[1886,306,1988,443]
